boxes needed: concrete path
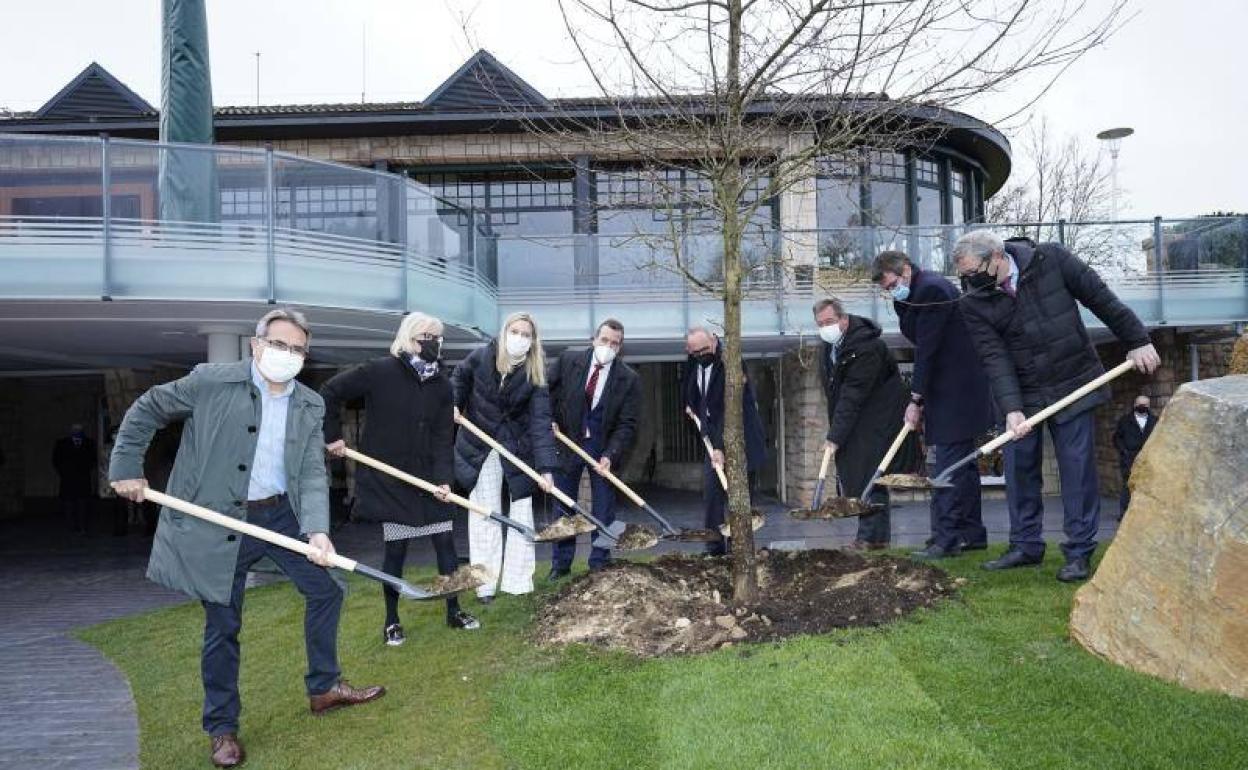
[0,489,1120,769]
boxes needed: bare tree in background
[986,117,1126,270]
[505,0,1127,603]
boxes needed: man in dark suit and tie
[872,251,992,558]
[1112,394,1157,518]
[546,319,642,577]
[683,326,767,556]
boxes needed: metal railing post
[264,144,276,304]
[398,183,409,313]
[1154,216,1167,325]
[1057,218,1066,247]
[100,133,113,300]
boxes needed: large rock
[1070,375,1248,698]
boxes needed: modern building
[1,52,1243,519]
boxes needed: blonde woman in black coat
[323,312,479,646]
[452,311,557,602]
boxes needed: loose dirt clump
[534,515,597,541]
[788,499,875,519]
[425,564,491,594]
[876,473,935,489]
[614,523,660,551]
[533,549,957,657]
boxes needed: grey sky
[1,0,1244,217]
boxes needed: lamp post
[1097,127,1134,271]
[1096,126,1134,222]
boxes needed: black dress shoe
[911,543,961,561]
[547,567,571,581]
[982,548,1043,570]
[1056,558,1091,583]
[447,610,481,630]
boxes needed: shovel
[339,446,535,539]
[859,423,914,503]
[684,408,765,538]
[552,426,712,544]
[454,413,621,546]
[143,489,473,600]
[787,443,878,519]
[925,359,1138,487]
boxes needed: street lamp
[1097,126,1134,222]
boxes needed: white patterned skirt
[382,520,453,542]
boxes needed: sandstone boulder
[1070,375,1248,698]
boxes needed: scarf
[408,355,439,382]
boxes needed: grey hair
[685,325,717,342]
[389,312,443,356]
[255,308,311,339]
[952,229,1006,264]
[811,297,845,317]
[870,250,910,283]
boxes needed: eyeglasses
[259,337,309,357]
[414,334,444,344]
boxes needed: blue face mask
[890,283,911,302]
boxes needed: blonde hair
[495,311,547,387]
[389,312,444,357]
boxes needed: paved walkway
[0,490,1120,769]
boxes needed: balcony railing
[2,133,1246,341]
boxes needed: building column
[201,326,248,363]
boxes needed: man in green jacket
[110,308,384,769]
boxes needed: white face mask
[505,331,532,358]
[818,324,843,345]
[592,344,617,366]
[257,347,304,383]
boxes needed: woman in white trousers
[451,312,557,601]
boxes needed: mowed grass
[78,547,1248,769]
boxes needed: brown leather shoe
[210,733,245,768]
[309,679,386,715]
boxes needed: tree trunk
[721,0,758,605]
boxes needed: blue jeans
[930,440,986,549]
[201,497,342,736]
[1003,409,1100,561]
[551,436,616,571]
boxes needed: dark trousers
[552,435,616,571]
[201,497,342,737]
[1003,409,1099,562]
[855,487,891,544]
[702,459,758,556]
[382,529,460,625]
[60,496,90,534]
[930,440,986,549]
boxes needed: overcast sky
[1,0,1244,218]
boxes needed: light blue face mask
[890,283,911,302]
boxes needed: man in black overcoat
[812,298,906,549]
[1112,394,1157,518]
[872,251,992,559]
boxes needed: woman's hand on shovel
[111,478,148,503]
[1006,411,1031,439]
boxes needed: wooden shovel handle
[455,413,576,509]
[817,444,833,482]
[340,446,492,518]
[144,489,358,572]
[552,427,647,508]
[685,408,729,491]
[876,423,913,474]
[980,359,1136,454]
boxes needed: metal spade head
[875,473,953,490]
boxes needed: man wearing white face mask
[812,298,906,550]
[108,308,384,768]
[546,318,641,577]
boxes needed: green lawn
[78,548,1248,769]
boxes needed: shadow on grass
[78,547,1248,769]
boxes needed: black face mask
[696,351,717,368]
[417,340,441,363]
[962,271,997,293]
[1134,406,1149,415]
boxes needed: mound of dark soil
[532,549,962,657]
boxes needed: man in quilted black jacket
[952,230,1160,583]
